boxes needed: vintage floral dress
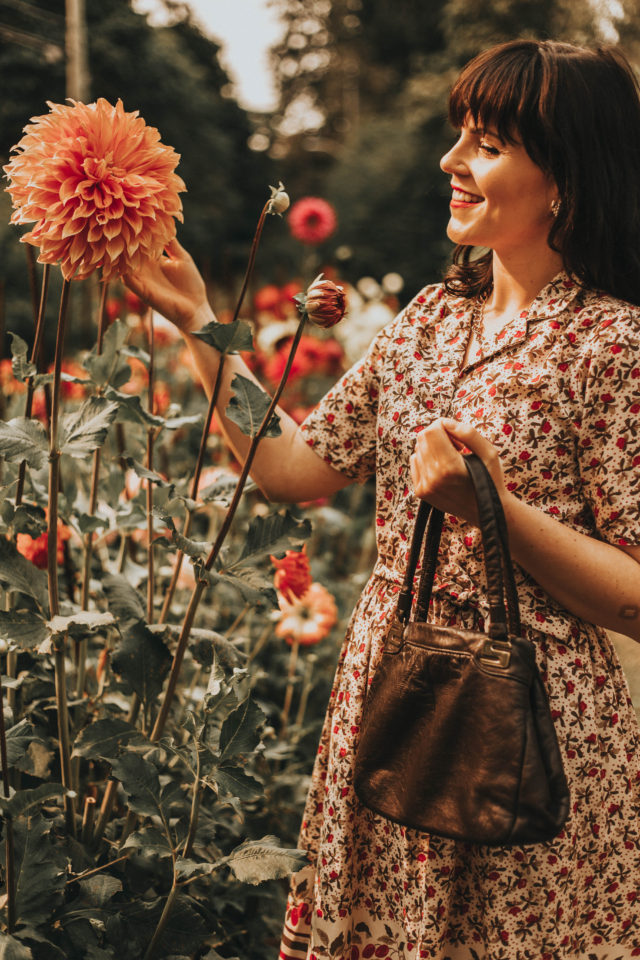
[278,273,640,960]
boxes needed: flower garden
[0,96,396,959]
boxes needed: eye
[479,140,500,156]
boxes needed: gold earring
[551,198,561,217]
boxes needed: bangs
[448,43,549,158]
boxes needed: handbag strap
[395,453,521,640]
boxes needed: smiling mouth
[451,188,484,205]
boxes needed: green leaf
[9,332,36,383]
[110,621,171,706]
[0,610,48,651]
[0,418,48,471]
[224,836,308,885]
[12,504,46,538]
[83,319,129,388]
[219,696,265,761]
[76,512,107,535]
[121,456,170,486]
[77,875,122,908]
[210,764,263,801]
[198,473,248,507]
[109,754,162,818]
[47,610,116,640]
[5,814,67,924]
[59,397,119,458]
[121,826,173,858]
[5,720,38,772]
[102,573,146,625]
[0,933,34,959]
[192,319,254,354]
[0,540,48,613]
[174,857,217,881]
[226,375,281,438]
[236,510,312,566]
[0,783,67,819]
[204,567,277,608]
[104,387,165,427]
[72,718,147,762]
[162,412,203,431]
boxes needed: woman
[126,39,640,960]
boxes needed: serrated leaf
[12,504,46,538]
[104,387,165,427]
[0,418,48,471]
[121,456,170,486]
[236,510,312,566]
[162,412,203,431]
[174,857,218,881]
[60,397,119,458]
[226,375,281,438]
[77,875,122,908]
[198,474,248,507]
[47,610,116,639]
[210,764,263,801]
[9,332,36,383]
[121,826,173,858]
[219,696,265,761]
[83,319,129,388]
[72,718,147,761]
[76,512,107,535]
[102,573,146,626]
[3,814,67,924]
[4,720,39,773]
[204,567,277,608]
[111,621,171,706]
[109,754,162,817]
[192,319,254,354]
[0,540,48,613]
[0,933,34,959]
[224,836,307,885]
[0,610,48,650]
[0,783,67,819]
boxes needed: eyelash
[479,141,500,156]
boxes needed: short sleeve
[576,315,640,546]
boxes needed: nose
[440,136,467,176]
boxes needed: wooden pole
[65,0,89,102]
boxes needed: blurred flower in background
[16,518,71,569]
[271,545,312,601]
[288,196,337,245]
[275,581,338,646]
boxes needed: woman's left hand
[410,418,507,526]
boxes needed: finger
[440,419,490,455]
[164,237,188,260]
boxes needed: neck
[487,248,565,317]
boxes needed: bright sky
[132,0,284,111]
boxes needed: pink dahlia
[4,98,185,281]
[288,196,337,245]
[271,545,312,601]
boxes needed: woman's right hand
[124,238,210,334]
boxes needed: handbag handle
[395,453,521,641]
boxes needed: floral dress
[278,273,640,960]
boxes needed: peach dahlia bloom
[4,98,185,281]
[274,582,338,647]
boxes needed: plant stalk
[15,263,51,507]
[92,693,140,845]
[146,309,155,624]
[0,674,16,932]
[150,315,307,743]
[47,279,76,835]
[280,640,300,736]
[143,879,179,960]
[182,745,202,859]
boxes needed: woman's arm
[410,418,640,642]
[125,241,351,503]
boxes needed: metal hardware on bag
[386,618,405,653]
[478,638,511,669]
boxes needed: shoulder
[573,288,640,356]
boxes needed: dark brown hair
[443,40,640,305]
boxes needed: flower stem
[0,674,16,932]
[150,314,307,743]
[182,745,202,859]
[143,879,179,960]
[280,640,300,737]
[158,355,225,624]
[15,263,51,507]
[92,694,140,846]
[47,279,76,836]
[146,309,156,624]
[231,200,270,325]
[77,280,109,698]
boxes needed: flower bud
[268,181,290,216]
[301,274,346,329]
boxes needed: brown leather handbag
[354,453,570,846]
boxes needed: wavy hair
[443,40,640,305]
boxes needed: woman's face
[440,118,559,257]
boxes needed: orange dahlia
[274,582,338,647]
[4,98,185,281]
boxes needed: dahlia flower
[16,520,71,570]
[271,545,312,601]
[288,196,337,245]
[301,275,347,329]
[275,582,338,646]
[4,98,185,281]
